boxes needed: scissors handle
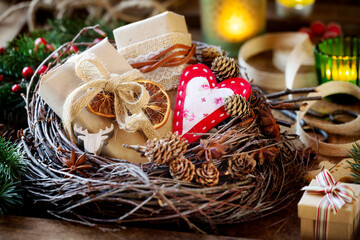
[280,110,329,142]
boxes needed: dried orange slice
[88,80,170,129]
[135,80,170,129]
[88,91,116,118]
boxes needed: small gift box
[113,11,194,92]
[39,38,173,163]
[298,170,360,240]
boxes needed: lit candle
[315,37,360,87]
[200,0,266,56]
[276,0,315,18]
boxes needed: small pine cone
[227,153,256,178]
[211,56,240,81]
[195,162,219,187]
[201,46,226,67]
[169,156,195,182]
[224,95,251,118]
[124,132,189,165]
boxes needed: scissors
[280,110,329,142]
[306,109,359,124]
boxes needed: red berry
[69,45,79,53]
[323,31,339,40]
[93,38,103,45]
[299,27,313,41]
[38,65,48,75]
[22,66,34,79]
[12,84,21,93]
[310,21,326,37]
[0,75,3,83]
[34,38,47,48]
[46,44,55,51]
[0,47,4,55]
[327,22,342,35]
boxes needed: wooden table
[1,1,360,239]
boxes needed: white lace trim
[117,32,192,91]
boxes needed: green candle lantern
[314,37,360,87]
[200,0,266,57]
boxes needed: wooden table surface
[1,1,360,239]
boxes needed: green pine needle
[0,137,26,181]
[348,142,360,183]
[0,179,22,216]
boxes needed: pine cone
[169,156,195,182]
[124,132,189,165]
[195,162,219,187]
[228,153,256,178]
[200,46,226,67]
[224,95,251,118]
[211,56,240,81]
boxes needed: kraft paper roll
[238,32,318,90]
[296,81,360,157]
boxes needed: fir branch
[0,178,22,216]
[0,137,26,180]
[349,142,360,183]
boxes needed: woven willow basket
[18,29,310,233]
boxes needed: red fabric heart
[173,64,251,143]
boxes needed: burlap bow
[62,53,160,143]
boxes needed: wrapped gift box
[298,179,360,240]
[39,38,173,163]
[113,11,193,93]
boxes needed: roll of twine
[239,32,360,157]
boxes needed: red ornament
[323,31,339,40]
[0,47,4,55]
[22,66,34,79]
[0,75,3,83]
[327,22,342,35]
[310,21,326,37]
[38,65,48,75]
[298,27,313,41]
[12,84,21,93]
[69,45,79,53]
[34,38,47,48]
[173,64,251,143]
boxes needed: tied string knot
[62,53,160,143]
[130,43,196,73]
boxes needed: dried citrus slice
[135,80,170,129]
[88,91,116,118]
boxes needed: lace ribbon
[62,53,160,143]
[302,170,358,239]
[118,32,193,91]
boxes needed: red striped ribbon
[302,170,357,240]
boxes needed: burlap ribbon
[62,53,160,143]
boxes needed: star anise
[250,146,280,165]
[258,109,281,139]
[60,150,92,177]
[193,139,229,161]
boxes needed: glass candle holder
[200,0,266,57]
[275,0,315,18]
[314,37,360,87]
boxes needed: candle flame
[216,0,265,42]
